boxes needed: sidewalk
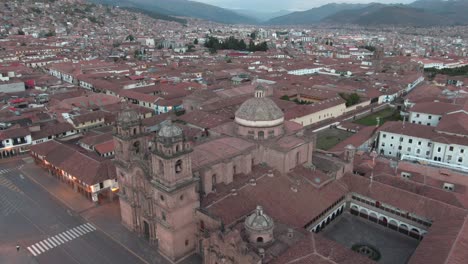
[20,163,201,264]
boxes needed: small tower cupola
[254,85,266,98]
[245,205,275,246]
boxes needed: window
[381,143,385,147]
[382,134,386,138]
[180,195,184,201]
[398,146,402,150]
[443,183,454,192]
[162,212,166,221]
[407,147,411,152]
[447,155,452,161]
[400,137,403,142]
[416,149,420,154]
[99,182,104,189]
[449,146,454,151]
[212,174,217,186]
[390,144,393,147]
[427,123,431,126]
[416,114,420,117]
[428,142,432,147]
[175,160,182,174]
[418,141,421,146]
[426,151,430,155]
[160,195,165,201]
[401,172,412,179]
[268,130,274,136]
[458,157,463,163]
[408,139,413,143]
[428,115,432,119]
[461,149,465,154]
[438,147,442,152]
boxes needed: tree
[126,35,135,41]
[17,29,25,35]
[339,92,360,107]
[193,38,198,45]
[250,32,256,40]
[187,44,195,52]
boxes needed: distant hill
[266,0,468,27]
[230,9,291,23]
[120,7,187,24]
[266,3,369,25]
[90,0,256,24]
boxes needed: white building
[377,113,468,171]
[408,101,461,127]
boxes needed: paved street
[0,157,146,264]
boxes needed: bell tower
[150,121,199,261]
[113,107,147,232]
[114,107,145,163]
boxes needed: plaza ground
[316,128,354,150]
[322,213,419,264]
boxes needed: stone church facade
[113,87,354,263]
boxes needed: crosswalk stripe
[76,225,89,234]
[81,224,93,232]
[34,243,45,253]
[48,238,57,247]
[85,223,96,230]
[31,244,42,255]
[58,233,69,242]
[51,236,62,245]
[66,230,77,239]
[73,227,84,236]
[44,239,54,248]
[62,232,73,240]
[39,241,49,251]
[27,246,37,256]
[69,229,81,237]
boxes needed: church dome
[235,89,284,128]
[158,120,183,138]
[117,107,139,125]
[245,206,274,232]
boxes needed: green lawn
[316,128,354,150]
[353,108,401,126]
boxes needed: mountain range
[89,0,468,26]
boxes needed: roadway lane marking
[82,223,94,232]
[69,229,80,237]
[73,227,84,236]
[65,230,77,239]
[26,223,97,257]
[87,223,96,230]
[27,246,38,256]
[58,233,69,242]
[34,243,45,253]
[52,236,65,245]
[76,225,89,234]
[47,238,57,247]
[39,241,49,250]
[62,232,73,241]
[30,244,42,254]
[44,239,54,248]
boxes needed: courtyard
[316,128,354,150]
[353,108,401,126]
[322,213,419,264]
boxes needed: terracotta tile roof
[0,127,30,140]
[177,110,230,129]
[30,140,116,185]
[30,122,74,140]
[436,111,468,136]
[94,140,114,155]
[379,121,468,146]
[192,137,255,170]
[410,101,462,115]
[206,169,347,229]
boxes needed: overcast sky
[196,0,415,11]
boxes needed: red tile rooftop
[192,137,255,170]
